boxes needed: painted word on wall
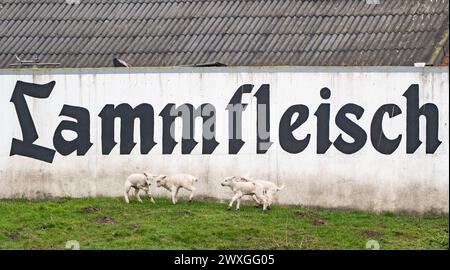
[9,80,441,163]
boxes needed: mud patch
[95,215,115,224]
[82,206,100,213]
[293,210,307,218]
[310,215,327,226]
[6,231,20,239]
[363,230,383,237]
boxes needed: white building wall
[0,67,448,213]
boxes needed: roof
[0,0,449,68]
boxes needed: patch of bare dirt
[6,231,20,239]
[293,210,307,218]
[363,230,383,237]
[310,215,327,226]
[95,215,115,224]
[82,206,100,213]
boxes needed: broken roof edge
[428,30,449,66]
[0,65,447,76]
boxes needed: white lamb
[124,172,156,204]
[155,173,198,204]
[240,175,285,208]
[221,176,269,211]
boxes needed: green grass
[0,197,448,250]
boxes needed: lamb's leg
[186,186,196,202]
[255,191,268,211]
[228,193,240,210]
[134,188,143,203]
[236,195,243,210]
[267,192,274,209]
[171,187,179,205]
[124,182,132,204]
[262,202,268,211]
[252,195,262,205]
[262,195,269,211]
[145,190,155,204]
[175,187,181,203]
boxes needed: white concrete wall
[0,67,448,213]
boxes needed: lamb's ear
[143,172,148,178]
[240,174,251,181]
[160,175,167,179]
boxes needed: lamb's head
[143,172,158,186]
[155,175,167,187]
[221,176,238,187]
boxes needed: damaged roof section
[0,0,448,68]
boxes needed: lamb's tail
[277,183,285,191]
